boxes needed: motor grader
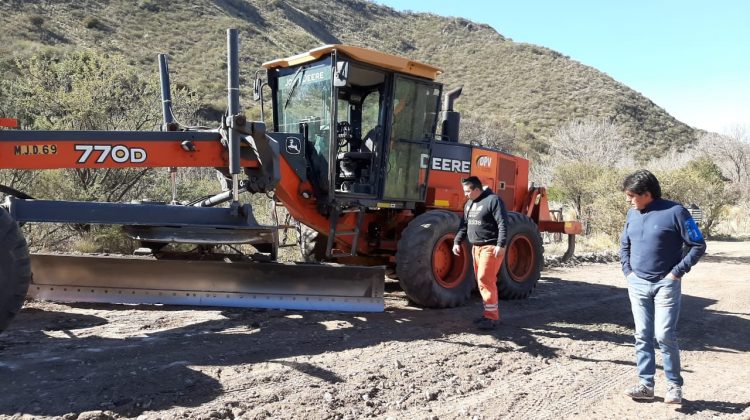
[0,29,581,332]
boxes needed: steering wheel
[337,121,353,148]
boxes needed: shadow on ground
[1,273,747,417]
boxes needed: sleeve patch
[685,218,704,242]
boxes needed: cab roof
[262,44,442,81]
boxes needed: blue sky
[375,1,749,133]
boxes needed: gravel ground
[0,240,748,419]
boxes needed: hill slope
[0,0,697,156]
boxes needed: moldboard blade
[28,254,384,312]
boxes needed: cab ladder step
[326,205,366,258]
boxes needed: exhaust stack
[441,87,462,142]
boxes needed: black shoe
[472,316,486,324]
[476,318,498,330]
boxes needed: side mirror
[253,76,262,101]
[334,60,349,87]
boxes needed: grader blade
[28,254,384,312]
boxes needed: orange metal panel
[471,149,497,178]
[471,148,497,195]
[512,157,529,213]
[428,187,462,210]
[425,170,465,211]
[0,141,258,169]
[538,220,583,234]
[0,118,18,129]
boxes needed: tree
[2,50,208,252]
[659,158,739,237]
[549,162,628,237]
[535,119,635,241]
[646,147,700,171]
[6,50,162,202]
[13,51,161,131]
[7,50,209,202]
[547,118,635,168]
[549,162,597,218]
[696,126,750,202]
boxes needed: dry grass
[712,205,750,239]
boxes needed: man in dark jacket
[452,176,508,330]
[620,170,706,405]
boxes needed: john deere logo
[285,137,301,155]
[476,155,492,168]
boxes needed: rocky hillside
[0,0,697,156]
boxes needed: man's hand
[493,246,506,258]
[667,272,681,281]
[452,244,461,256]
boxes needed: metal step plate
[29,254,384,312]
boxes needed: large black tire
[298,224,329,262]
[0,209,32,332]
[498,212,544,300]
[396,210,475,308]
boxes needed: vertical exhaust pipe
[226,28,241,203]
[441,87,462,142]
[158,54,179,203]
[158,54,175,131]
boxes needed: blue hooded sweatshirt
[620,198,706,281]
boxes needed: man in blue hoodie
[620,170,706,405]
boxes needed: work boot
[664,383,683,404]
[476,317,498,330]
[624,383,654,400]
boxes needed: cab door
[382,76,442,202]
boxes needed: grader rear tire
[0,209,32,332]
[498,212,544,300]
[396,210,474,308]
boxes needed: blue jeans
[627,273,683,387]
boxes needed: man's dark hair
[621,169,662,199]
[461,176,482,190]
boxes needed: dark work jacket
[620,198,707,281]
[454,188,508,247]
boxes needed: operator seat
[338,125,379,161]
[337,125,380,194]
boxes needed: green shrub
[83,16,108,30]
[137,0,161,12]
[28,14,44,27]
[551,162,629,240]
[72,226,137,254]
[658,158,739,237]
[6,50,204,253]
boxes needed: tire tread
[0,209,32,332]
[396,210,474,308]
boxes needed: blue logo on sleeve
[685,218,704,242]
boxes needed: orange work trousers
[472,244,504,320]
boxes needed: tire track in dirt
[393,344,635,419]
[392,291,635,419]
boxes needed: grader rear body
[0,29,580,332]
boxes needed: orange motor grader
[0,29,581,332]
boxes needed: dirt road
[1,240,748,419]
